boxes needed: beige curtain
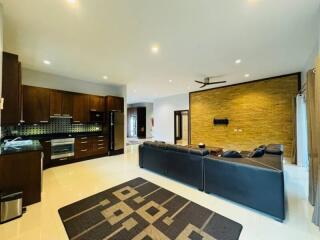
[311,57,320,227]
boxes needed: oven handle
[51,142,74,146]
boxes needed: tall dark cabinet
[1,52,22,125]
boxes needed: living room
[0,1,320,240]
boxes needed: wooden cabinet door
[0,151,42,206]
[89,95,105,112]
[62,92,73,116]
[106,96,124,112]
[50,90,62,117]
[1,52,22,125]
[72,94,89,123]
[23,86,50,123]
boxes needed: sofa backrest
[143,141,209,156]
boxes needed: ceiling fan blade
[207,81,227,85]
[195,80,204,84]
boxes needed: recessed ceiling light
[151,45,160,54]
[67,0,77,4]
[235,59,242,64]
[43,60,51,65]
[169,79,173,83]
[103,76,108,80]
[244,73,250,78]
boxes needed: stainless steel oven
[51,138,75,160]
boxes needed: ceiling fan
[195,75,226,88]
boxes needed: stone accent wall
[190,74,299,160]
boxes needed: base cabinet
[75,135,108,159]
[0,151,42,206]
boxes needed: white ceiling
[1,0,320,103]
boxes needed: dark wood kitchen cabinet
[73,94,89,123]
[0,151,42,206]
[89,95,105,112]
[106,96,124,112]
[50,90,73,117]
[75,135,108,159]
[1,52,22,125]
[62,92,74,116]
[23,86,50,123]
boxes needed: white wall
[128,102,154,138]
[22,68,124,97]
[153,93,189,143]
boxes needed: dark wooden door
[61,92,73,116]
[50,90,62,117]
[73,94,89,123]
[89,95,105,112]
[23,86,50,123]
[1,52,22,125]
[137,107,146,138]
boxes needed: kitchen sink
[4,140,33,148]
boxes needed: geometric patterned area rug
[58,178,242,240]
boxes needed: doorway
[174,110,189,146]
[127,107,146,139]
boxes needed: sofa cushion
[249,148,265,158]
[266,144,283,155]
[258,145,267,150]
[189,148,209,156]
[166,144,189,153]
[222,150,242,158]
[143,141,167,149]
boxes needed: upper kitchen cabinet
[23,86,50,123]
[89,95,105,112]
[1,52,22,125]
[106,96,124,112]
[50,90,73,117]
[73,94,89,123]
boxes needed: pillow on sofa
[258,145,267,150]
[248,148,265,158]
[222,150,242,158]
[265,145,283,155]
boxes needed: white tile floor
[0,145,319,240]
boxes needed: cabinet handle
[53,114,61,116]
[98,140,104,142]
[98,136,104,138]
[20,120,25,123]
[98,147,105,150]
[81,141,88,144]
[81,149,88,152]
[91,109,97,111]
[98,143,105,146]
[81,137,87,140]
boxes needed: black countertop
[0,140,43,156]
[2,132,106,142]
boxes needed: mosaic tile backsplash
[2,118,102,137]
